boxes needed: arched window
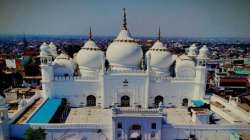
[121,96,130,107]
[129,124,142,140]
[154,96,164,107]
[86,95,96,106]
[182,98,188,107]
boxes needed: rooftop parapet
[112,103,166,116]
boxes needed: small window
[151,123,156,129]
[117,122,122,129]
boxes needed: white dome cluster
[40,42,58,57]
[41,9,210,79]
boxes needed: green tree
[24,127,46,140]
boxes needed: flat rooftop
[65,107,112,124]
[64,107,229,125]
[164,108,194,125]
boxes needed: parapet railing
[108,69,146,73]
[151,76,195,81]
[118,107,159,113]
[53,76,97,81]
[211,94,250,121]
[52,74,195,82]
[9,93,41,124]
[171,124,250,131]
[29,123,102,130]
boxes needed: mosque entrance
[86,95,96,106]
[129,124,142,140]
[121,95,130,107]
[154,96,164,107]
[182,98,189,107]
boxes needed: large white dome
[106,8,143,70]
[53,53,76,76]
[77,39,104,71]
[106,30,143,70]
[146,40,175,73]
[175,54,195,78]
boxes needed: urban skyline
[0,0,250,38]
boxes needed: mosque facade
[39,9,208,109]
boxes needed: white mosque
[39,10,208,109]
[1,8,250,140]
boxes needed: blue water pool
[191,100,205,107]
[27,98,62,123]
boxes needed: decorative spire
[157,27,161,41]
[88,26,93,40]
[122,8,127,30]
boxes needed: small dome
[198,45,209,59]
[77,27,104,75]
[77,40,104,70]
[106,9,143,70]
[53,53,76,76]
[40,42,49,57]
[187,44,198,57]
[175,54,195,78]
[147,40,175,73]
[48,42,57,57]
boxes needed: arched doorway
[154,96,164,107]
[182,98,188,107]
[86,95,96,106]
[129,124,142,140]
[121,96,130,107]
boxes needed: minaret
[40,43,54,98]
[194,45,209,99]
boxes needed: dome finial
[158,27,161,41]
[89,26,93,40]
[122,8,127,30]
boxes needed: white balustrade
[30,123,102,130]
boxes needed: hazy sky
[0,0,250,38]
